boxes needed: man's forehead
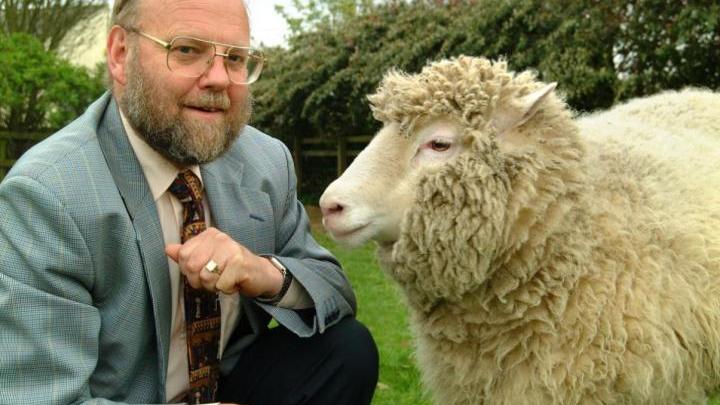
[138,0,249,41]
[147,0,246,11]
[142,0,247,19]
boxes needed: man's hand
[165,227,283,297]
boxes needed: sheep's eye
[430,139,452,152]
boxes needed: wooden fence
[290,135,372,193]
[0,131,50,179]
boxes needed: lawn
[312,231,431,405]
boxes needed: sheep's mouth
[324,221,375,247]
[331,223,369,239]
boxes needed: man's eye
[226,54,247,64]
[174,46,198,54]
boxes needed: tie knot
[169,170,204,204]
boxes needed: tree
[256,0,720,139]
[275,0,376,37]
[0,33,105,131]
[0,0,107,51]
[613,0,720,98]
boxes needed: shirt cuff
[256,255,314,309]
[276,278,314,309]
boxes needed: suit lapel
[201,150,272,255]
[95,95,172,389]
[202,147,271,337]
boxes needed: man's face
[119,0,252,166]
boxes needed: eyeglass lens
[167,37,262,84]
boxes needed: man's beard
[119,56,252,166]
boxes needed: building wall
[57,7,110,69]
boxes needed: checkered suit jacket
[0,93,356,404]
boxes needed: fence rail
[0,131,50,179]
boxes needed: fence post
[336,136,347,177]
[293,135,302,194]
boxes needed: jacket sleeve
[253,142,357,337]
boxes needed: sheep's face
[320,117,471,246]
[321,56,582,307]
[320,58,559,250]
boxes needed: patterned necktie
[168,170,221,404]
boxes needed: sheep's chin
[326,223,374,247]
[326,221,400,247]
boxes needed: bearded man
[0,0,378,404]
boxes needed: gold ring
[203,259,219,274]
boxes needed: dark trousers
[217,317,379,405]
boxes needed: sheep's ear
[491,83,557,135]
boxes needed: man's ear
[491,82,557,135]
[107,25,130,86]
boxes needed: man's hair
[111,0,141,28]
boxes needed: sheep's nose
[320,198,345,218]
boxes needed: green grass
[313,232,431,405]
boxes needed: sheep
[319,56,720,405]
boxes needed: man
[0,0,378,403]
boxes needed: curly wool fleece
[369,57,552,136]
[373,57,720,404]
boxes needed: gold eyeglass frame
[124,27,265,85]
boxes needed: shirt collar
[120,109,203,201]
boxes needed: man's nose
[198,55,231,89]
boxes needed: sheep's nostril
[320,201,344,218]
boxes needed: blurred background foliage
[0,33,105,131]
[252,0,720,141]
[0,0,106,51]
[0,0,106,131]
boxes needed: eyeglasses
[126,28,264,85]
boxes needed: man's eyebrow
[167,32,251,48]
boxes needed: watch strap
[257,255,293,305]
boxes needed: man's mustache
[183,93,231,111]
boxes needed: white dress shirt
[120,112,311,402]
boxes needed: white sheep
[319,56,720,404]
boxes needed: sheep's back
[577,89,720,226]
[560,89,720,401]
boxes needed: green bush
[0,33,105,131]
[251,0,720,194]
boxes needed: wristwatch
[257,255,293,305]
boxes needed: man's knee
[324,317,379,383]
[218,317,379,404]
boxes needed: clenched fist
[165,227,283,297]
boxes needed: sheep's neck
[407,208,591,338]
